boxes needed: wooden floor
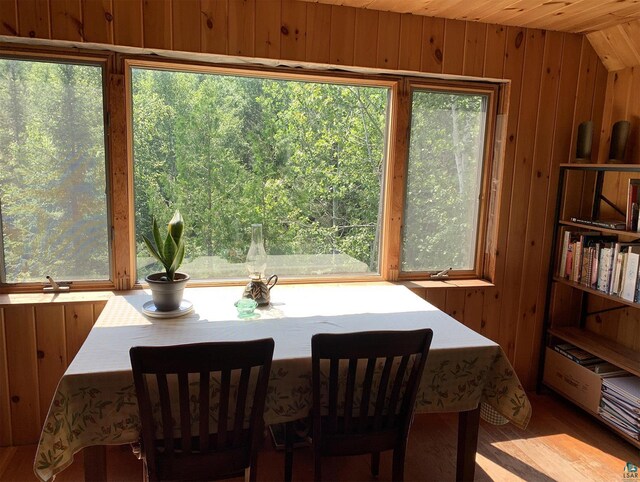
[2,392,638,481]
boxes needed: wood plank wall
[599,66,640,165]
[0,301,106,446]
[0,0,609,444]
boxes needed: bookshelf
[542,163,640,449]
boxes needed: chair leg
[392,446,406,482]
[284,422,294,482]
[371,452,380,476]
[314,451,322,482]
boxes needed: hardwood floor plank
[4,393,638,481]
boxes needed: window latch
[430,268,451,280]
[44,276,71,292]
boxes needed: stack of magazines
[599,375,640,440]
[553,343,602,366]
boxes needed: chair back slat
[178,372,192,453]
[386,354,410,429]
[217,368,231,448]
[328,358,339,432]
[358,357,376,432]
[199,370,210,452]
[233,366,251,447]
[130,339,274,482]
[343,358,358,433]
[373,356,394,430]
[156,373,174,453]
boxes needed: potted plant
[143,210,190,311]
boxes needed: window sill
[0,290,114,306]
[0,279,494,306]
[397,279,494,289]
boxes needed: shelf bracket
[599,194,625,218]
[593,172,625,218]
[585,305,628,316]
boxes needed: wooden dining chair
[308,329,433,482]
[129,339,274,482]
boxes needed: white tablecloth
[34,283,531,481]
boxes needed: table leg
[84,445,107,482]
[456,406,480,482]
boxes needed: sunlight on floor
[476,452,528,481]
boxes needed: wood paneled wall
[599,66,640,165]
[0,0,609,444]
[0,300,107,446]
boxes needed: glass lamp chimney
[246,223,267,279]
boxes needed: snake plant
[143,210,185,281]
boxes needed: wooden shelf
[560,163,640,172]
[552,276,640,309]
[545,163,640,449]
[558,220,640,238]
[548,326,640,377]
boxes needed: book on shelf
[556,230,640,302]
[581,246,593,287]
[597,246,614,293]
[635,267,640,303]
[559,230,573,278]
[621,252,640,301]
[610,243,640,296]
[582,234,616,282]
[569,217,627,230]
[553,343,602,365]
[559,232,610,284]
[627,179,640,231]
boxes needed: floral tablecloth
[34,284,530,481]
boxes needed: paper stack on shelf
[588,361,628,378]
[600,375,640,440]
[553,343,602,366]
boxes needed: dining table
[34,282,531,481]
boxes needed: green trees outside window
[0,58,109,283]
[402,90,489,273]
[131,67,389,281]
[0,54,495,288]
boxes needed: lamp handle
[266,274,278,290]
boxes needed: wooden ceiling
[299,0,640,70]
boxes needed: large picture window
[401,87,492,275]
[131,66,390,281]
[0,57,110,284]
[0,49,500,291]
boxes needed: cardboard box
[543,347,603,413]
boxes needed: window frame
[0,47,116,293]
[396,79,500,281]
[0,45,504,293]
[124,58,401,288]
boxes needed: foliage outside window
[0,51,498,290]
[401,89,490,274]
[131,66,389,281]
[0,57,110,284]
